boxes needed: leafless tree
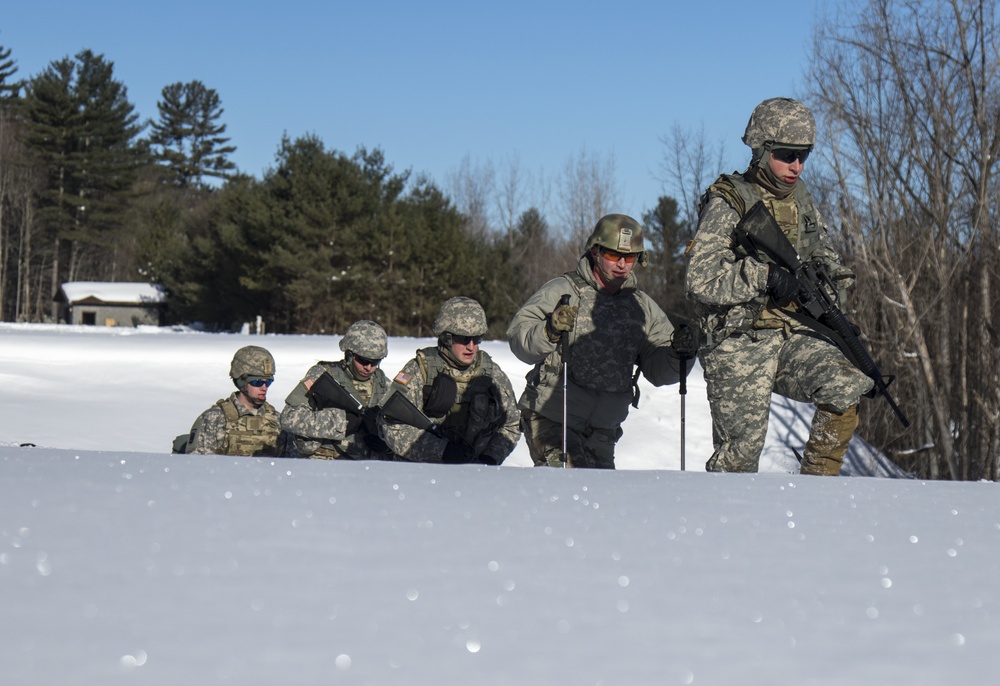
[808,0,1000,479]
[556,146,623,253]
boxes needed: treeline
[0,43,693,337]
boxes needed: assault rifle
[380,390,441,435]
[734,201,910,428]
[309,372,364,413]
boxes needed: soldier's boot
[800,404,859,476]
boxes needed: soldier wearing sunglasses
[280,320,393,460]
[381,297,521,465]
[685,97,873,475]
[182,345,283,456]
[507,214,694,469]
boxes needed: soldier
[685,97,873,476]
[184,345,283,456]
[507,214,694,469]
[280,320,393,460]
[381,297,521,465]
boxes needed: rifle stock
[734,201,910,428]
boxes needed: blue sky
[2,1,824,219]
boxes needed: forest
[1,0,999,481]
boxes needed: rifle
[308,372,381,437]
[381,390,441,435]
[734,201,910,428]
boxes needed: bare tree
[556,146,623,251]
[657,124,728,232]
[808,0,1000,480]
[447,154,496,240]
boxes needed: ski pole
[679,351,688,471]
[558,294,571,467]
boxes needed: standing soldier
[381,297,521,465]
[507,214,693,469]
[280,320,393,460]
[685,97,873,476]
[184,345,283,456]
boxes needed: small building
[55,282,167,327]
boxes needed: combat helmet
[432,297,488,337]
[339,320,388,360]
[585,214,647,266]
[230,345,275,386]
[742,97,815,150]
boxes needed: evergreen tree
[642,195,695,323]
[148,80,236,188]
[0,40,21,100]
[22,50,143,309]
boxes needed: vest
[416,347,502,451]
[217,398,282,457]
[303,361,390,459]
[698,173,827,340]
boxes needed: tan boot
[800,405,859,476]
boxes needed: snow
[1,323,996,684]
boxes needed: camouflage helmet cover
[432,296,488,337]
[230,345,276,380]
[742,97,816,149]
[585,214,647,265]
[339,319,388,359]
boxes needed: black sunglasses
[771,148,811,164]
[246,377,274,388]
[354,355,382,367]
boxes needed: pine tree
[23,50,143,313]
[148,80,236,188]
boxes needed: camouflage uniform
[280,321,393,460]
[685,98,873,475]
[507,215,689,469]
[381,298,521,465]
[186,392,282,456]
[185,345,283,457]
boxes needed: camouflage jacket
[507,255,685,430]
[186,392,282,457]
[280,361,391,459]
[381,348,521,464]
[685,172,854,348]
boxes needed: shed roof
[57,282,167,305]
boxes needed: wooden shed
[55,282,167,327]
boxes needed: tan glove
[546,304,579,342]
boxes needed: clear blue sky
[2,0,823,219]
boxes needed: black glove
[670,323,699,357]
[442,440,475,464]
[344,409,363,435]
[766,264,799,307]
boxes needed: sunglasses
[247,377,274,388]
[771,148,811,164]
[452,335,483,346]
[601,248,639,264]
[354,355,382,367]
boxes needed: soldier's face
[449,335,481,365]
[768,149,806,184]
[351,355,380,379]
[592,247,636,289]
[241,379,270,406]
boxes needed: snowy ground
[1,324,996,684]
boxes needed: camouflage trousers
[520,409,622,469]
[701,328,873,473]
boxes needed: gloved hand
[766,264,799,307]
[344,409,363,434]
[670,323,699,357]
[442,440,475,464]
[546,303,579,342]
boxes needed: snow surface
[1,323,996,684]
